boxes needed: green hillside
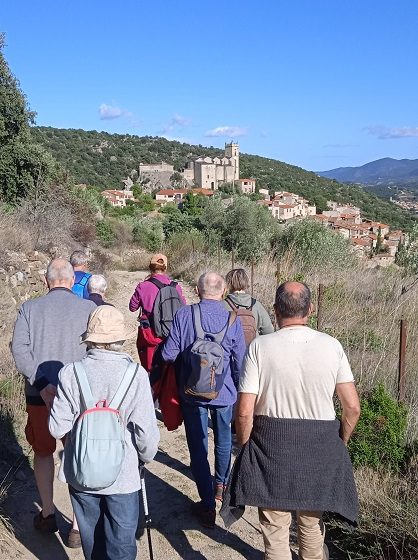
[30,126,417,231]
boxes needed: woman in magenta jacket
[129,253,186,370]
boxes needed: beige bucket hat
[81,306,137,344]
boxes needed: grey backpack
[184,304,236,401]
[147,277,184,338]
[71,361,138,491]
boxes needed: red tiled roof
[156,189,188,196]
[352,238,372,246]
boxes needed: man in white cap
[49,305,160,560]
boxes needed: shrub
[349,384,408,471]
[273,219,355,272]
[133,218,164,252]
[96,220,115,248]
[162,209,198,238]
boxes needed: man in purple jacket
[162,272,246,529]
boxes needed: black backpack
[147,277,184,338]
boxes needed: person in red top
[129,253,186,370]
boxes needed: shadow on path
[138,467,264,560]
[0,410,72,559]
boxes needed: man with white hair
[70,250,91,299]
[11,258,95,545]
[87,274,112,306]
[162,271,246,529]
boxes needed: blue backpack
[72,272,91,299]
[70,361,138,491]
[183,304,236,401]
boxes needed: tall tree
[0,33,56,203]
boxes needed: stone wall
[0,250,49,306]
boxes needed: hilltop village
[100,142,407,267]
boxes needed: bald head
[46,258,75,289]
[197,272,226,300]
[275,281,311,320]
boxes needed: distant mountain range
[318,157,418,186]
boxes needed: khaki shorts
[25,404,56,457]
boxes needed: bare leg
[72,513,79,530]
[33,454,55,517]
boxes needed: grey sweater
[221,416,358,527]
[49,348,160,494]
[11,288,96,404]
[223,293,274,335]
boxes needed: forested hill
[31,126,417,231]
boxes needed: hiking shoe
[215,483,226,503]
[33,511,58,533]
[192,502,216,529]
[67,528,82,548]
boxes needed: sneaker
[192,502,216,529]
[67,528,82,549]
[33,511,58,533]
[214,483,226,503]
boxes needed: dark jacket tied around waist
[220,416,359,528]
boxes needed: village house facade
[155,188,214,207]
[237,178,256,194]
[101,189,135,208]
[258,191,316,222]
[312,201,406,264]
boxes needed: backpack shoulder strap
[192,304,205,340]
[73,362,95,411]
[109,362,139,410]
[147,277,165,290]
[225,296,237,311]
[250,298,256,310]
[77,273,90,287]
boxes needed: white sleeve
[238,340,260,394]
[336,344,355,384]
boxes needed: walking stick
[140,466,155,560]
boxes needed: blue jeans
[70,487,139,560]
[182,403,233,510]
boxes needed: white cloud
[205,126,248,138]
[160,113,191,134]
[99,103,132,120]
[364,125,418,140]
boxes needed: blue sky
[1,0,418,171]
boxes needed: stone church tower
[224,141,240,181]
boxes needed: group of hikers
[11,249,361,560]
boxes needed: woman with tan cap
[49,306,160,560]
[129,253,186,370]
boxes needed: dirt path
[2,270,267,560]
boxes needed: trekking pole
[140,466,155,560]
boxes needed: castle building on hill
[182,142,239,190]
[137,142,240,191]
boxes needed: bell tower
[225,142,239,181]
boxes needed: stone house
[101,189,135,208]
[237,178,256,194]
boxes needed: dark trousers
[182,403,233,510]
[70,487,139,560]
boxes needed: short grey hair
[70,250,88,267]
[88,274,107,295]
[275,282,311,319]
[87,341,125,352]
[46,258,74,285]
[197,272,226,298]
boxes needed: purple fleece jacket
[161,299,246,406]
